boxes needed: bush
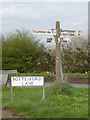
[61,36,88,73]
[48,36,88,73]
[2,29,55,73]
[50,81,73,95]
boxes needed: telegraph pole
[56,21,61,83]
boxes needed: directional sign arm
[32,29,81,36]
[32,30,52,35]
[61,30,82,36]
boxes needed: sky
[0,0,89,2]
[0,2,88,45]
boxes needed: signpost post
[55,21,61,83]
[32,21,81,83]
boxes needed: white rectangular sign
[61,30,81,36]
[33,30,53,35]
[47,38,55,43]
[11,76,44,87]
[51,30,81,36]
[58,38,71,43]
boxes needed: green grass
[2,86,88,118]
[64,72,88,78]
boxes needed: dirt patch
[2,105,17,118]
[65,77,88,84]
[2,105,30,118]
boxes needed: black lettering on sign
[35,77,37,80]
[25,77,28,81]
[37,31,46,33]
[32,77,37,81]
[47,32,51,33]
[32,77,35,81]
[22,82,33,86]
[38,77,42,81]
[27,82,33,86]
[13,77,19,81]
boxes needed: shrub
[2,29,55,73]
[61,36,88,73]
[50,81,73,95]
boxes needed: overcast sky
[0,2,88,45]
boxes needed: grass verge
[2,85,88,118]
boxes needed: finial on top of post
[56,21,60,23]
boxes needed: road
[45,82,89,88]
[70,83,89,88]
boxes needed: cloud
[0,0,89,2]
[1,2,88,35]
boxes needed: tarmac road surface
[70,83,89,88]
[45,82,89,88]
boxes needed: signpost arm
[56,21,61,83]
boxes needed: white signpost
[10,76,45,102]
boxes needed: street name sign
[11,76,44,87]
[10,76,45,102]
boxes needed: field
[2,85,89,118]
